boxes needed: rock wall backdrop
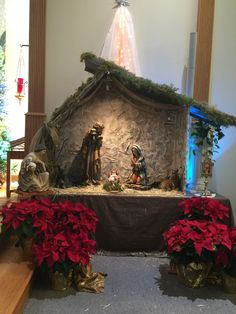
[55,82,189,185]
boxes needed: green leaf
[22,222,33,237]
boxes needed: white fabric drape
[101,6,141,76]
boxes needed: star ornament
[114,0,130,8]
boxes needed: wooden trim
[6,151,25,197]
[25,113,46,153]
[25,0,47,153]
[28,0,46,113]
[193,0,215,102]
[13,283,31,314]
[10,137,25,148]
[25,112,47,117]
[0,240,34,314]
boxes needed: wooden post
[193,0,215,102]
[25,0,47,153]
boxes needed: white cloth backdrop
[101,6,141,76]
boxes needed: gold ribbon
[74,263,107,293]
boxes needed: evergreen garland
[49,52,236,134]
[80,52,236,127]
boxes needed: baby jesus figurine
[108,169,120,184]
[103,169,123,192]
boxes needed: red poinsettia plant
[163,197,234,269]
[226,227,236,276]
[1,198,40,245]
[178,197,229,223]
[163,219,232,266]
[1,198,98,276]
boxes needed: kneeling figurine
[127,144,148,186]
[18,144,49,192]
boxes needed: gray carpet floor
[24,255,236,314]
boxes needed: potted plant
[163,197,232,288]
[163,219,232,288]
[191,120,224,195]
[1,197,100,291]
[220,227,236,293]
[33,198,99,291]
[32,229,97,291]
[1,198,39,253]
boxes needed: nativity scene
[21,52,236,197]
[14,49,236,255]
[14,0,236,253]
[1,1,236,310]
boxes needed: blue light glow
[186,135,196,189]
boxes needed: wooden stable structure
[4,0,216,196]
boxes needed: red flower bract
[1,197,98,273]
[230,228,236,245]
[163,219,232,262]
[179,197,229,223]
[163,197,234,268]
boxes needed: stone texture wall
[57,85,188,185]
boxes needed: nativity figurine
[159,168,184,192]
[80,122,104,185]
[103,169,123,192]
[18,144,49,192]
[108,169,120,184]
[127,144,148,186]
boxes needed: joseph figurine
[81,122,104,185]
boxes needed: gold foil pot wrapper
[74,263,107,293]
[50,270,73,291]
[176,261,211,288]
[221,272,236,294]
[206,271,222,286]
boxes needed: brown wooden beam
[193,0,215,102]
[25,0,46,153]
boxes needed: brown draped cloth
[50,193,233,252]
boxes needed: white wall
[5,0,29,139]
[45,0,198,118]
[210,0,236,220]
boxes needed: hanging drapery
[101,0,141,76]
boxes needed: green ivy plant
[191,120,225,159]
[190,120,225,195]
